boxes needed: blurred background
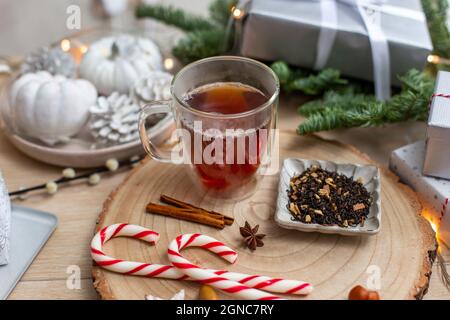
[0,0,210,56]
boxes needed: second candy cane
[168,233,282,300]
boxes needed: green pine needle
[270,61,292,84]
[172,29,227,65]
[209,0,238,26]
[289,69,348,95]
[136,0,235,64]
[298,91,373,116]
[136,4,215,32]
[270,61,348,95]
[422,0,450,58]
[297,70,434,134]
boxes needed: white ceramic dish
[3,114,174,168]
[275,158,381,236]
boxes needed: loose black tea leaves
[287,165,372,228]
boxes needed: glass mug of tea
[139,56,279,199]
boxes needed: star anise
[239,221,266,251]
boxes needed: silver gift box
[424,71,450,180]
[237,0,432,85]
[391,141,450,245]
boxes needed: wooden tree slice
[92,131,436,300]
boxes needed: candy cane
[91,224,312,296]
[168,234,283,300]
[91,223,188,279]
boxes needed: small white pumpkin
[9,71,97,145]
[79,35,163,95]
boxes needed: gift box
[423,71,450,180]
[390,141,450,245]
[0,171,11,265]
[236,0,432,99]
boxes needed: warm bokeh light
[60,39,71,52]
[422,209,438,232]
[61,40,88,63]
[422,208,441,252]
[430,220,437,233]
[427,54,440,64]
[427,54,450,66]
[79,45,88,54]
[231,6,245,19]
[164,58,174,70]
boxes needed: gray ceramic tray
[0,205,57,299]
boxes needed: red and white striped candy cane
[167,234,312,295]
[91,223,187,280]
[91,224,312,296]
[168,234,283,300]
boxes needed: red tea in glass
[181,82,270,191]
[139,56,279,199]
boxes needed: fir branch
[135,0,235,65]
[270,61,292,84]
[298,102,386,134]
[270,61,348,95]
[289,69,348,95]
[136,4,215,31]
[298,91,373,116]
[172,29,227,65]
[422,0,450,58]
[298,70,434,134]
[209,0,238,26]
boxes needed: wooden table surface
[1,32,450,299]
[1,72,448,299]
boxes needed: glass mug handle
[138,101,177,163]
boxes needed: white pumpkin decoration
[9,71,97,145]
[79,35,163,95]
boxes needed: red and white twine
[91,224,313,299]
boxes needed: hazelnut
[348,285,369,300]
[367,291,380,300]
[348,285,380,300]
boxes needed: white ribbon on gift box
[315,0,425,100]
[233,0,425,101]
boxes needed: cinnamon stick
[160,194,234,226]
[146,203,225,229]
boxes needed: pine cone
[89,92,163,147]
[21,46,76,78]
[134,71,173,102]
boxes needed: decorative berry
[88,174,101,185]
[45,181,58,195]
[106,158,119,171]
[62,168,76,179]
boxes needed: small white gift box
[0,171,11,265]
[390,141,450,245]
[424,71,450,180]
